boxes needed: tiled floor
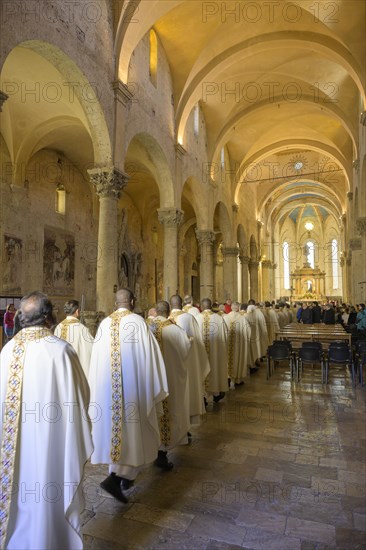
[82,363,366,549]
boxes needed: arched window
[306,241,315,268]
[149,30,158,86]
[283,242,290,289]
[221,147,225,169]
[332,238,339,289]
[55,183,66,214]
[194,104,199,136]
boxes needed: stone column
[178,244,187,296]
[240,255,250,303]
[261,260,272,300]
[249,260,259,301]
[222,246,238,300]
[195,229,215,300]
[88,167,128,315]
[158,208,184,299]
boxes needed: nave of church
[1,2,366,549]
[81,366,366,549]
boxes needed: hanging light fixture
[304,221,314,235]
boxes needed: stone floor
[82,362,366,550]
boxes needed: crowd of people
[1,290,366,549]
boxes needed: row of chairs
[266,340,366,386]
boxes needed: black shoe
[235,381,244,386]
[100,473,128,503]
[204,397,208,408]
[187,432,192,439]
[121,477,134,491]
[250,367,258,374]
[213,391,225,403]
[154,450,174,471]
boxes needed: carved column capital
[158,208,184,227]
[347,191,353,201]
[232,203,239,213]
[249,260,260,269]
[0,90,9,112]
[356,217,366,236]
[239,255,250,265]
[360,111,366,126]
[111,80,133,106]
[88,167,128,199]
[261,260,272,268]
[195,229,216,246]
[352,160,359,173]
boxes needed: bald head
[201,298,212,311]
[116,288,134,310]
[147,307,157,318]
[156,300,170,318]
[170,294,182,310]
[19,291,54,328]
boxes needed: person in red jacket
[3,303,16,339]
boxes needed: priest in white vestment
[169,295,210,424]
[263,301,280,345]
[242,304,261,368]
[196,298,228,401]
[147,300,191,469]
[183,295,200,318]
[54,299,94,377]
[88,289,168,501]
[0,291,93,550]
[276,305,287,328]
[248,299,269,359]
[223,301,251,385]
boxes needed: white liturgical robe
[0,327,93,550]
[183,304,200,318]
[224,310,251,383]
[88,310,168,470]
[253,307,269,358]
[147,316,191,448]
[170,309,210,422]
[196,310,228,393]
[244,306,260,365]
[263,307,280,345]
[54,316,93,377]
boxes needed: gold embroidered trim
[183,305,191,313]
[202,311,213,391]
[59,318,79,341]
[202,311,212,357]
[227,321,235,379]
[169,310,184,320]
[0,327,52,548]
[109,310,131,463]
[147,319,172,446]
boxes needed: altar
[290,263,326,302]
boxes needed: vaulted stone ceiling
[116,0,365,226]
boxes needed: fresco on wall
[2,235,23,293]
[43,227,74,295]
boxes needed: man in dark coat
[301,303,313,324]
[323,304,336,324]
[312,301,322,323]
